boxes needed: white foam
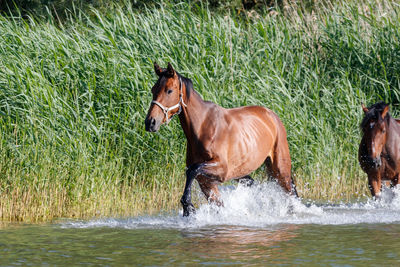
[61,183,400,229]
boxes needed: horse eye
[167,89,173,94]
[370,123,375,129]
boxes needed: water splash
[61,183,400,229]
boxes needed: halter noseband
[151,78,187,124]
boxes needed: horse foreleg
[181,161,226,217]
[368,172,382,199]
[180,166,197,217]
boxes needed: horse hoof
[373,193,382,201]
[183,204,196,217]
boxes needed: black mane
[360,101,390,129]
[177,72,193,100]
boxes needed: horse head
[145,62,186,132]
[360,102,390,169]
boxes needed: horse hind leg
[265,140,298,197]
[265,157,274,182]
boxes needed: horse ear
[154,62,163,76]
[361,103,369,113]
[381,105,390,119]
[166,62,175,77]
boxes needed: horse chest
[381,152,400,177]
[186,140,214,165]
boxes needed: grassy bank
[0,0,399,221]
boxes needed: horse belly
[225,117,275,179]
[228,149,270,178]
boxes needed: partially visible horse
[359,102,400,199]
[145,63,297,216]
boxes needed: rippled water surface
[1,183,400,265]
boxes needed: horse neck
[386,116,400,141]
[178,88,210,141]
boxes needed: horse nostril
[145,117,153,132]
[145,117,159,132]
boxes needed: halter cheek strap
[151,78,187,124]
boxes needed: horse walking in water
[145,63,297,216]
[359,102,400,199]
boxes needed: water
[1,183,400,265]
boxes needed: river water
[1,183,400,265]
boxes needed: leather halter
[151,78,187,124]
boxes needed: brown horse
[145,63,297,216]
[359,102,400,199]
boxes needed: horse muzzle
[145,116,161,132]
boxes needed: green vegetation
[0,0,399,221]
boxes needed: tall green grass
[0,0,399,221]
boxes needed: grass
[0,0,399,221]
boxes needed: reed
[0,0,399,221]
